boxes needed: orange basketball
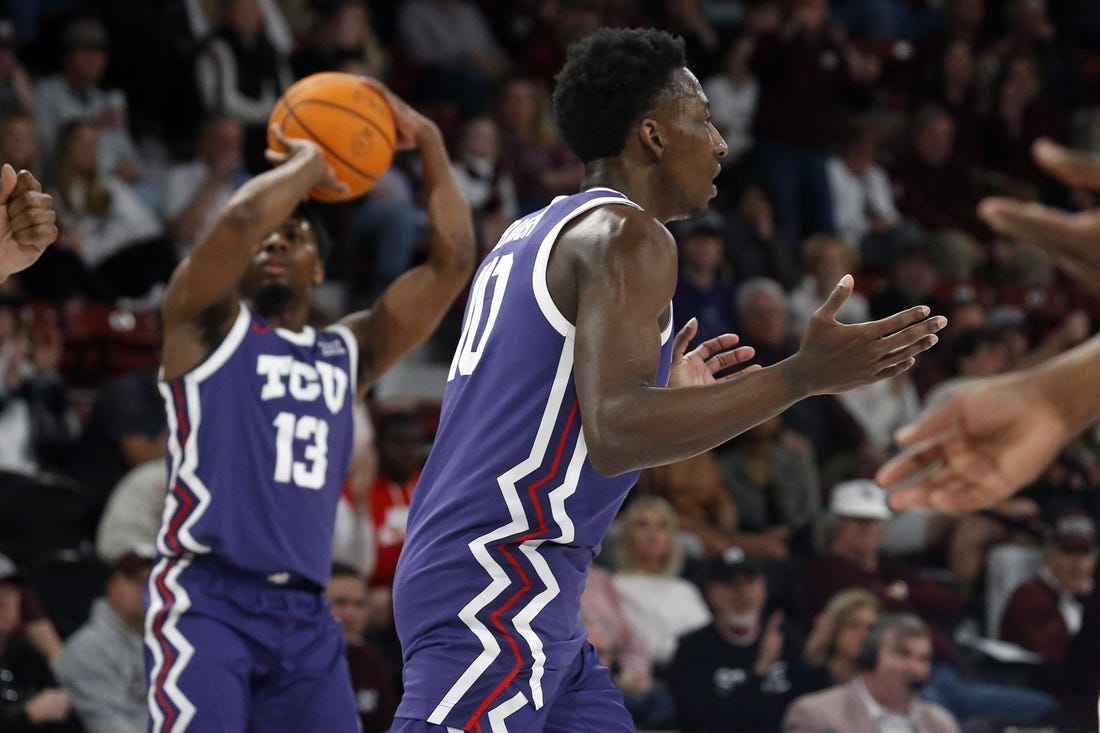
[268,72,396,203]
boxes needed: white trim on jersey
[145,557,197,733]
[326,324,359,399]
[274,324,316,346]
[156,303,251,555]
[532,194,642,338]
[427,337,578,725]
[488,691,529,733]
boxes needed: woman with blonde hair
[611,495,711,668]
[804,588,882,684]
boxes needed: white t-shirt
[612,573,712,665]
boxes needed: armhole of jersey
[327,324,360,397]
[158,300,253,387]
[532,196,643,338]
[661,302,674,345]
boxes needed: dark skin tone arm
[552,207,945,477]
[160,128,342,381]
[337,82,476,393]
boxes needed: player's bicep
[572,222,678,419]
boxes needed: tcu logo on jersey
[255,354,349,414]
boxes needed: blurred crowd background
[5,0,1100,732]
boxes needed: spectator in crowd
[582,564,673,728]
[0,296,78,475]
[162,115,248,256]
[702,32,758,163]
[782,614,960,733]
[94,458,166,564]
[331,403,379,579]
[984,0,1083,107]
[671,209,738,345]
[0,112,41,175]
[750,0,879,253]
[53,547,152,733]
[1000,511,1097,665]
[368,411,426,589]
[396,0,509,116]
[918,39,985,166]
[803,589,882,685]
[326,564,398,733]
[825,120,904,267]
[714,415,822,559]
[0,552,62,665]
[292,0,390,81]
[656,0,721,78]
[0,554,78,732]
[789,235,870,333]
[495,75,583,214]
[0,20,34,118]
[670,547,829,732]
[195,0,293,173]
[724,182,797,287]
[922,325,1009,411]
[612,495,712,669]
[34,17,143,184]
[450,114,518,257]
[47,120,172,301]
[65,371,165,515]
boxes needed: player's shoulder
[559,203,674,261]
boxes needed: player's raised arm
[568,209,945,477]
[339,82,476,393]
[161,129,343,363]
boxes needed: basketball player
[144,81,474,733]
[0,164,57,282]
[390,28,945,733]
[879,137,1100,513]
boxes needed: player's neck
[581,161,668,221]
[251,298,312,332]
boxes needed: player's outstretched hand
[265,123,347,197]
[359,76,438,151]
[875,371,1071,513]
[789,274,946,395]
[978,139,1100,293]
[668,317,759,388]
[0,166,58,282]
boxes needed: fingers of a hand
[872,357,915,380]
[0,163,16,203]
[879,331,940,363]
[11,169,41,197]
[875,434,948,486]
[265,149,288,166]
[707,345,754,373]
[672,318,698,358]
[715,363,763,382]
[814,273,853,320]
[867,306,937,337]
[12,223,57,248]
[8,195,55,230]
[978,197,1083,250]
[885,486,935,511]
[1032,138,1100,190]
[691,332,741,361]
[269,122,288,146]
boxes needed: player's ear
[638,117,665,160]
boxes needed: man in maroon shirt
[1000,511,1096,665]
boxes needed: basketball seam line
[278,97,381,184]
[290,97,397,151]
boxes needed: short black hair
[553,28,686,164]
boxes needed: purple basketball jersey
[156,302,358,587]
[392,189,675,730]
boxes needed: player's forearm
[584,359,808,476]
[224,150,328,241]
[1031,332,1100,434]
[417,125,476,277]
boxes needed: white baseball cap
[829,479,891,520]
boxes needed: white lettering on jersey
[496,210,545,247]
[256,355,349,415]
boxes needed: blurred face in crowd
[680,231,724,274]
[958,339,1008,378]
[833,603,878,662]
[812,241,854,286]
[941,41,975,88]
[1047,547,1097,597]
[869,630,933,700]
[0,581,20,637]
[460,117,500,161]
[706,572,766,635]
[948,0,984,31]
[740,291,789,350]
[1000,55,1042,107]
[499,79,540,135]
[0,116,37,173]
[832,517,885,565]
[64,46,107,89]
[916,116,955,167]
[327,574,369,644]
[228,0,264,37]
[378,419,427,483]
[332,1,370,47]
[625,504,675,572]
[200,117,244,169]
[65,122,100,177]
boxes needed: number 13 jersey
[393,189,675,730]
[157,303,358,588]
